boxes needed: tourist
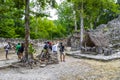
[18,43,24,60]
[4,42,11,60]
[29,43,36,59]
[48,41,52,51]
[16,43,21,60]
[52,42,59,63]
[52,42,59,54]
[59,42,65,62]
[43,42,49,54]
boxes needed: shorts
[43,49,48,53]
[17,51,20,55]
[5,50,8,54]
[60,51,65,55]
[53,51,57,54]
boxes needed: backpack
[4,45,7,49]
[59,45,64,52]
[4,45,11,49]
[18,46,23,52]
[44,44,48,49]
[18,47,21,52]
[9,45,11,49]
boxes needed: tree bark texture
[25,0,30,60]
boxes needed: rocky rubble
[69,15,120,56]
[36,51,59,65]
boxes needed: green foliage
[30,0,57,18]
[28,43,36,54]
[59,0,120,32]
[0,0,25,38]
[0,0,65,39]
[0,0,119,39]
[57,1,74,34]
[30,17,66,39]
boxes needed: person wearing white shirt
[52,43,59,53]
[52,42,59,63]
[4,42,11,60]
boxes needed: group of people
[42,41,65,62]
[4,40,66,62]
[4,42,24,60]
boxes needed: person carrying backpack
[4,42,11,60]
[18,43,24,60]
[16,43,21,60]
[59,42,65,62]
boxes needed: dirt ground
[0,48,16,60]
[0,48,120,80]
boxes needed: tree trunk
[90,22,93,30]
[35,17,38,35]
[25,0,30,60]
[80,0,84,47]
[80,13,83,46]
[74,11,77,31]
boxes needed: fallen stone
[40,64,46,68]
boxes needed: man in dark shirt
[59,42,65,62]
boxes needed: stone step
[66,51,120,61]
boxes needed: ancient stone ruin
[69,15,120,56]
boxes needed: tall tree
[66,0,120,29]
[73,11,77,31]
[80,0,84,46]
[57,1,74,34]
[64,0,120,47]
[25,0,30,59]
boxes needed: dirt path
[0,49,17,60]
[0,47,120,80]
[0,54,120,80]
